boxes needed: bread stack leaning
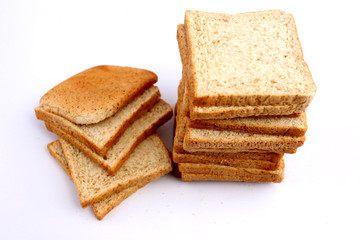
[35,65,173,220]
[173,10,316,182]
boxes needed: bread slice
[189,112,307,137]
[39,65,157,124]
[183,127,305,154]
[173,113,283,161]
[177,25,310,119]
[36,86,160,156]
[177,78,307,137]
[173,151,281,170]
[47,141,144,220]
[59,134,172,208]
[45,100,173,175]
[178,159,284,183]
[183,10,316,108]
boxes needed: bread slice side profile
[39,65,158,124]
[36,86,160,156]
[47,141,146,220]
[184,10,316,107]
[176,78,308,137]
[59,134,172,208]
[173,151,281,170]
[178,159,284,183]
[45,100,173,175]
[183,127,305,154]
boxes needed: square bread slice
[177,25,309,119]
[178,159,284,183]
[38,65,158,125]
[59,134,172,208]
[183,10,316,108]
[36,86,160,156]
[45,100,173,175]
[48,140,146,220]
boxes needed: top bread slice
[35,86,160,156]
[39,65,157,124]
[183,10,316,108]
[177,24,311,119]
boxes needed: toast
[39,65,158,124]
[45,100,173,175]
[36,86,160,156]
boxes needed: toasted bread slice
[36,86,160,156]
[183,10,316,108]
[47,141,144,220]
[45,100,173,175]
[58,134,172,208]
[39,65,157,124]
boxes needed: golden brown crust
[45,106,173,176]
[183,128,305,154]
[179,159,284,183]
[189,102,310,120]
[36,88,160,157]
[39,65,157,124]
[189,113,307,137]
[47,141,72,178]
[181,172,284,183]
[173,151,281,170]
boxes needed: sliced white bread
[45,100,172,175]
[47,141,144,220]
[39,65,157,124]
[183,10,316,108]
[58,134,172,208]
[36,86,160,156]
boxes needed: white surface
[1,0,359,239]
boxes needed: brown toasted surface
[39,65,157,124]
[179,159,284,183]
[45,100,173,176]
[36,86,160,156]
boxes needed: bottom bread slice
[48,140,145,220]
[59,134,172,208]
[179,160,284,183]
[173,151,281,170]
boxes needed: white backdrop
[1,0,359,239]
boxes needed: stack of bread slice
[35,65,173,220]
[173,10,316,183]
